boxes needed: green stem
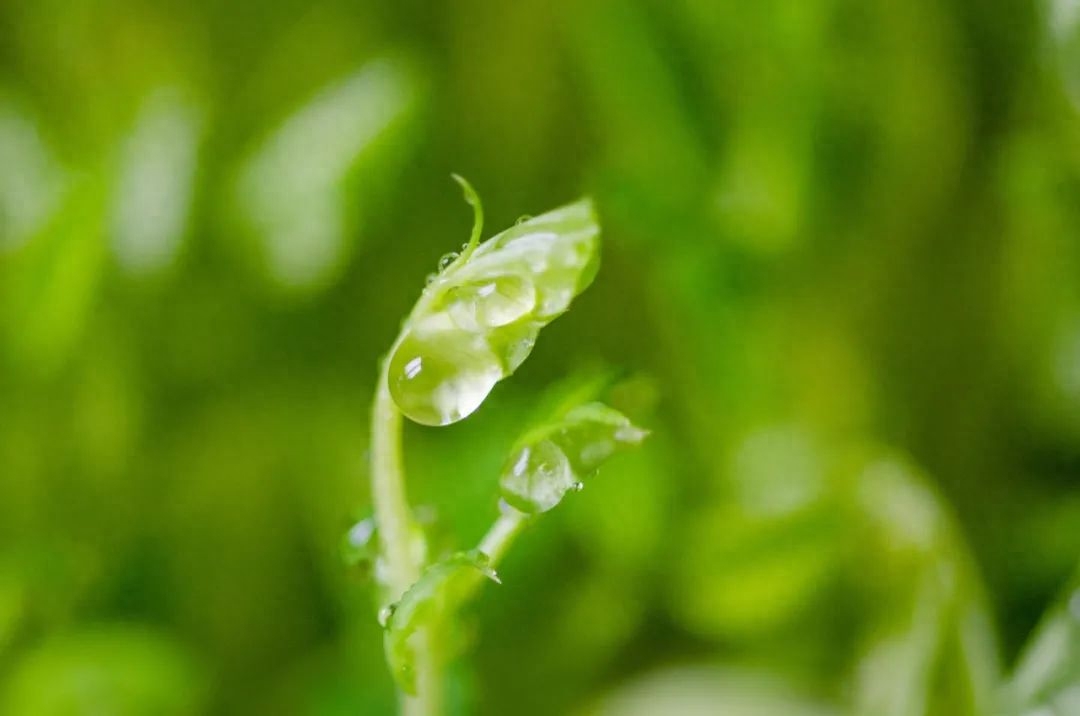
[453,507,530,606]
[371,357,441,716]
[478,508,528,565]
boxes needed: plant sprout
[356,177,647,714]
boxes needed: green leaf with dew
[500,402,647,514]
[387,179,600,426]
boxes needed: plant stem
[478,508,528,565]
[452,508,530,607]
[371,357,441,716]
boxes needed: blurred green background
[1,0,1079,714]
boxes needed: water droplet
[347,518,376,548]
[388,327,504,426]
[445,275,536,331]
[501,440,576,513]
[515,214,533,225]
[378,603,396,627]
[438,251,459,271]
[341,517,378,568]
[424,272,437,285]
[571,481,584,492]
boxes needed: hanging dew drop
[445,275,537,331]
[388,327,505,426]
[501,439,576,513]
[378,604,396,628]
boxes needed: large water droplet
[388,327,504,426]
[501,439,576,513]
[445,275,537,331]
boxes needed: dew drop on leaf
[378,604,395,628]
[501,440,576,513]
[499,402,647,514]
[388,327,504,426]
[445,275,537,331]
[437,251,459,271]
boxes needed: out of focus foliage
[0,0,1078,714]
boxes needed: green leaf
[382,550,499,694]
[851,456,1000,716]
[500,402,647,514]
[234,58,423,290]
[387,191,601,426]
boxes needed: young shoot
[358,177,646,715]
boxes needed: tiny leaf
[383,550,499,694]
[500,402,648,514]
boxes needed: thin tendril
[451,173,484,261]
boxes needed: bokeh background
[2,0,1080,714]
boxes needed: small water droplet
[571,481,584,492]
[388,327,505,426]
[425,272,437,285]
[341,517,378,568]
[438,251,459,271]
[378,603,396,627]
[516,214,533,225]
[347,518,376,548]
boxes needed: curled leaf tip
[451,173,484,259]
